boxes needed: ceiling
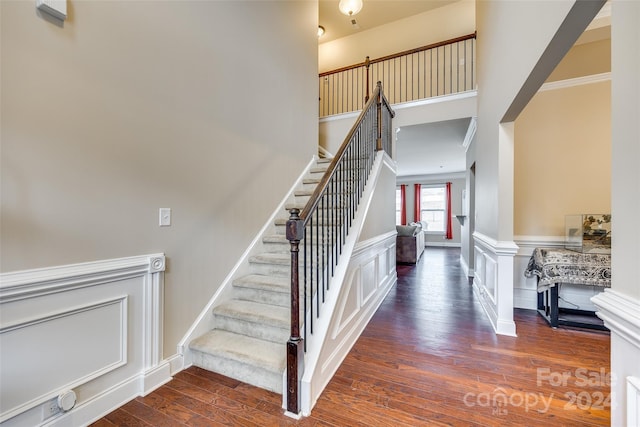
[318,0,458,43]
[395,118,471,178]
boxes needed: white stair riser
[234,287,289,307]
[248,261,289,276]
[262,241,291,253]
[212,313,289,343]
[191,350,282,394]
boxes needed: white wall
[0,1,319,358]
[476,0,577,241]
[598,1,640,425]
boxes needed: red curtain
[414,183,421,223]
[400,185,407,225]
[445,182,453,239]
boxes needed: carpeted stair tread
[303,177,321,185]
[249,252,291,265]
[189,330,284,375]
[214,299,289,328]
[233,274,289,293]
[294,188,314,197]
[262,234,289,244]
[310,166,329,174]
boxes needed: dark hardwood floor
[91,247,610,426]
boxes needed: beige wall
[548,38,610,82]
[0,0,318,356]
[318,0,475,73]
[514,80,611,237]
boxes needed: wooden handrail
[319,32,476,77]
[300,83,382,222]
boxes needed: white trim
[0,254,165,303]
[319,90,478,121]
[628,376,640,427]
[538,72,611,93]
[592,289,640,350]
[396,171,465,183]
[513,235,566,246]
[355,230,397,253]
[462,116,477,152]
[319,110,360,123]
[460,254,473,277]
[592,290,640,425]
[473,231,518,336]
[426,241,461,248]
[473,231,518,256]
[48,356,178,427]
[391,90,478,111]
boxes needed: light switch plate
[159,208,171,227]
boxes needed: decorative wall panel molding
[0,253,171,426]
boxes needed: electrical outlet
[42,398,61,420]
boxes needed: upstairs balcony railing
[319,33,476,117]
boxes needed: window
[420,186,445,233]
[395,188,402,224]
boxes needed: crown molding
[538,72,611,93]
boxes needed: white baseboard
[51,356,180,427]
[426,241,461,248]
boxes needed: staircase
[188,158,331,394]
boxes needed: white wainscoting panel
[473,232,518,336]
[628,376,640,427]
[592,289,640,427]
[0,254,173,427]
[0,297,127,420]
[300,231,397,415]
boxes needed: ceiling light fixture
[339,0,363,16]
[317,25,325,38]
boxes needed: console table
[524,247,610,331]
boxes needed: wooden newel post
[376,82,383,151]
[285,208,304,415]
[364,56,371,103]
